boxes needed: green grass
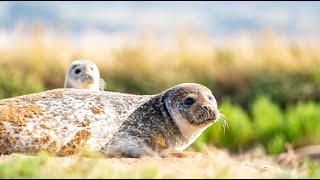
[0,66,45,99]
[193,96,320,155]
[0,153,48,178]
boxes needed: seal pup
[64,59,107,91]
[0,83,222,158]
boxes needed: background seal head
[64,59,105,91]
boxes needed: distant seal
[64,60,107,91]
[0,83,221,158]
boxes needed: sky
[0,1,319,46]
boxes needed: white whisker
[217,113,229,135]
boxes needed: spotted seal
[0,83,223,157]
[64,59,107,91]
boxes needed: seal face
[0,83,221,158]
[161,83,220,151]
[64,59,106,91]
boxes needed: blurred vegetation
[0,151,319,178]
[1,24,320,155]
[193,96,320,155]
[0,153,249,178]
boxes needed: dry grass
[1,23,320,92]
[0,146,301,178]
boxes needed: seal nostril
[201,105,214,119]
[202,106,212,114]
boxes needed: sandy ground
[0,147,297,178]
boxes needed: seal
[0,83,222,158]
[64,59,107,91]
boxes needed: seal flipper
[99,78,107,91]
[101,135,154,158]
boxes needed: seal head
[64,60,101,90]
[102,83,221,157]
[160,83,220,150]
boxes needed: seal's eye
[184,97,195,106]
[75,69,81,74]
[208,96,215,101]
[90,67,94,71]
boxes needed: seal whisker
[217,119,222,130]
[222,119,227,135]
[220,117,226,128]
[221,118,227,133]
[217,113,228,135]
[221,114,229,128]
[219,118,226,135]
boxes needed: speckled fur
[0,83,220,157]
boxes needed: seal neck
[155,93,184,137]
[150,94,172,122]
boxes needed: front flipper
[101,136,155,158]
[99,78,107,91]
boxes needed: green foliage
[194,96,320,155]
[200,98,253,151]
[0,66,45,99]
[0,155,47,178]
[295,159,320,179]
[266,134,285,155]
[251,96,283,142]
[283,102,320,146]
[140,167,158,179]
[237,71,320,109]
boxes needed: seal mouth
[82,75,94,83]
[204,118,217,123]
[84,78,93,82]
[189,117,216,126]
[83,75,93,80]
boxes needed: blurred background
[1,1,320,156]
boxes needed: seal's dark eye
[208,96,214,101]
[184,97,195,106]
[75,69,81,74]
[90,67,94,70]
